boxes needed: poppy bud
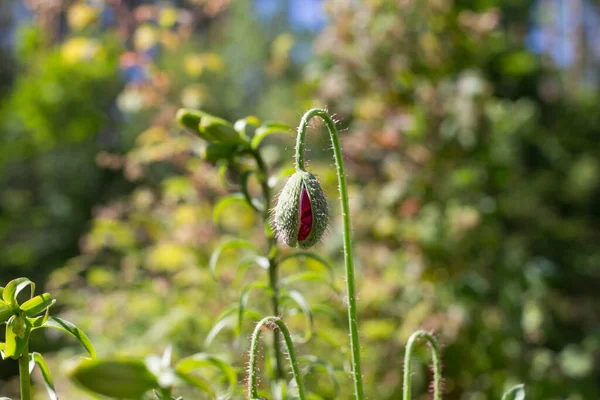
[273,170,329,249]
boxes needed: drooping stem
[251,149,285,381]
[402,330,443,400]
[19,343,31,400]
[295,108,364,400]
[248,316,306,400]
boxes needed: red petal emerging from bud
[298,185,313,241]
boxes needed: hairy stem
[19,343,31,400]
[248,317,306,400]
[295,108,364,400]
[252,149,284,381]
[402,330,442,400]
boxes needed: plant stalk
[252,149,285,381]
[248,317,306,400]
[402,330,442,400]
[295,108,365,400]
[19,343,31,400]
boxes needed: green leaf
[205,306,263,347]
[240,170,264,212]
[281,271,338,294]
[251,122,293,149]
[174,371,215,397]
[299,355,340,398]
[20,293,55,317]
[176,353,237,398]
[3,315,32,359]
[237,282,271,336]
[502,384,526,400]
[29,352,57,400]
[70,358,158,398]
[234,116,261,139]
[209,239,260,280]
[42,316,96,358]
[0,300,13,324]
[29,309,50,329]
[280,289,313,343]
[279,252,335,283]
[3,278,35,306]
[212,194,254,226]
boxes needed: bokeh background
[1,0,600,399]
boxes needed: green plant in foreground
[0,277,94,400]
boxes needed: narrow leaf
[176,353,237,398]
[21,293,55,317]
[240,170,264,212]
[42,316,96,358]
[280,289,313,343]
[175,370,215,397]
[502,384,526,400]
[29,352,57,400]
[251,122,293,149]
[237,282,271,336]
[209,239,259,280]
[70,358,158,398]
[3,278,35,306]
[29,309,50,329]
[213,194,254,226]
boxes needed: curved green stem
[19,343,31,400]
[402,330,442,400]
[251,149,284,381]
[247,317,306,400]
[294,108,364,400]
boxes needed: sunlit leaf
[0,301,13,324]
[176,353,237,398]
[251,122,293,150]
[42,316,96,358]
[237,282,272,336]
[175,370,215,397]
[502,384,526,400]
[209,239,260,280]
[234,116,261,139]
[280,271,338,294]
[29,309,50,329]
[29,352,57,400]
[279,252,335,282]
[299,355,340,398]
[279,289,313,343]
[3,278,35,306]
[3,315,32,359]
[241,170,264,212]
[20,293,55,317]
[213,194,254,226]
[70,358,158,398]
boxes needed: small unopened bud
[199,115,245,145]
[175,108,214,141]
[201,143,237,162]
[273,170,329,249]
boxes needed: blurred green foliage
[1,0,599,399]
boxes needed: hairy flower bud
[273,170,329,249]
